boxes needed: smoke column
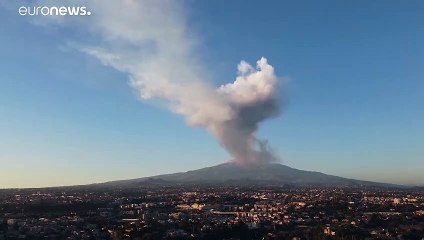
[213,58,280,164]
[26,0,282,165]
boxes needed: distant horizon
[1,161,422,189]
[1,0,423,188]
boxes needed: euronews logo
[19,6,92,16]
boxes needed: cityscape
[1,185,423,239]
[1,0,424,239]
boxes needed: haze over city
[1,0,423,188]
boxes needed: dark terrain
[99,162,393,187]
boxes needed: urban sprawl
[0,186,423,239]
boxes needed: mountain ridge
[99,162,394,187]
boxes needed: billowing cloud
[9,0,283,165]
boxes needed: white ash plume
[12,0,283,165]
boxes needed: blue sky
[0,0,423,187]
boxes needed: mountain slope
[101,162,390,187]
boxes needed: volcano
[101,163,391,187]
